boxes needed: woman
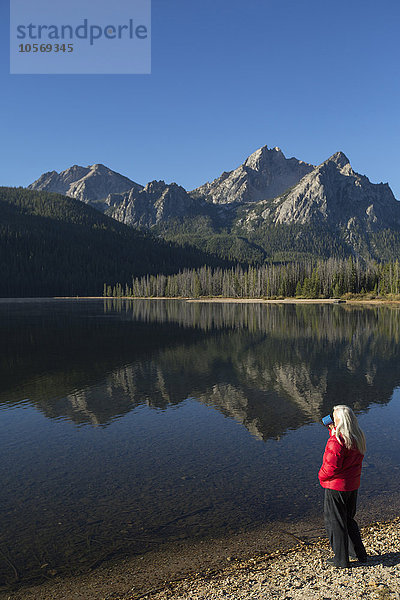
[318,404,368,568]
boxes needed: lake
[0,299,399,588]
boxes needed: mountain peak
[324,151,350,169]
[193,145,315,204]
[89,163,109,172]
[29,163,142,206]
[244,145,285,170]
[270,149,399,230]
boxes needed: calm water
[0,299,400,586]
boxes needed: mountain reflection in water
[0,299,400,588]
[1,300,400,439]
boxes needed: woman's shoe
[357,555,369,563]
[325,557,350,568]
[350,553,368,562]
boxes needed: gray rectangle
[10,0,151,74]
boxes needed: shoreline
[2,512,399,600]
[2,295,400,305]
[1,296,399,599]
[142,517,400,600]
[49,296,400,305]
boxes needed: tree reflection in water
[0,300,399,588]
[1,300,399,438]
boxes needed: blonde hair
[333,405,366,454]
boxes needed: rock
[268,152,400,230]
[106,180,209,228]
[28,163,142,209]
[27,146,400,262]
[143,518,400,600]
[191,145,315,204]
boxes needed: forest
[105,259,400,299]
[2,186,400,299]
[0,187,230,297]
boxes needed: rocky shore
[135,518,399,600]
[1,518,398,600]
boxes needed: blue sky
[1,0,399,197]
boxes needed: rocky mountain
[239,151,400,230]
[106,180,210,228]
[27,145,400,262]
[28,145,316,220]
[191,145,315,204]
[28,163,142,209]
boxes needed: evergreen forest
[2,186,400,299]
[106,260,400,300]
[0,187,230,297]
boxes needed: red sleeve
[318,436,345,483]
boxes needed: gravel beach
[1,518,398,600]
[135,518,400,600]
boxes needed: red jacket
[318,428,364,491]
